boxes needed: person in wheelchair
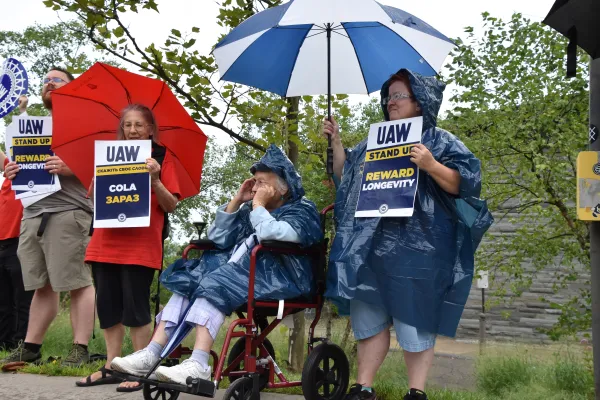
[110,144,323,386]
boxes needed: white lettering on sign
[109,183,138,192]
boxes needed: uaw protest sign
[355,117,422,218]
[8,116,57,192]
[94,140,151,228]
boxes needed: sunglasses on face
[382,92,414,105]
[43,77,67,85]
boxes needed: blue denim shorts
[350,299,436,353]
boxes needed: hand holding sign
[45,155,73,176]
[146,158,161,181]
[409,144,436,171]
[18,95,28,113]
[4,161,19,180]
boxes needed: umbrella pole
[326,23,334,176]
[590,57,600,399]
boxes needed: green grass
[1,312,595,399]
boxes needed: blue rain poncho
[325,70,494,337]
[160,145,323,315]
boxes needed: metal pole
[589,57,600,399]
[479,288,486,355]
[326,23,334,175]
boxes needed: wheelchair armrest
[258,241,322,258]
[188,239,216,247]
[260,240,303,250]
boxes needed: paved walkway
[0,373,304,400]
[0,338,485,399]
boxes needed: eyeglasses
[382,92,414,105]
[121,122,152,131]
[253,179,269,188]
[43,77,66,85]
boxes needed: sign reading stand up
[355,117,422,218]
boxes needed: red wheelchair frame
[130,205,349,400]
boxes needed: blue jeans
[350,299,436,353]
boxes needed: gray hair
[117,103,159,143]
[275,175,289,196]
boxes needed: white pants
[156,294,225,340]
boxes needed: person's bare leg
[118,323,152,389]
[70,285,95,345]
[151,320,169,347]
[404,348,435,391]
[130,323,152,351]
[24,284,59,344]
[79,324,125,384]
[193,326,213,352]
[356,328,390,387]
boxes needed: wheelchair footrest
[106,369,216,397]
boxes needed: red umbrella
[51,62,207,200]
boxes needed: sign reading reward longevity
[94,140,151,228]
[355,117,422,218]
[9,116,56,191]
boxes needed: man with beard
[1,67,95,369]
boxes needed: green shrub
[549,356,593,395]
[476,357,532,395]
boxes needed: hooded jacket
[160,145,323,315]
[325,70,493,337]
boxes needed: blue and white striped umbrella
[213,0,455,98]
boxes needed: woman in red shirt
[77,104,180,391]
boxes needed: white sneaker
[155,359,211,385]
[111,348,160,377]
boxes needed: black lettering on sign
[19,119,44,135]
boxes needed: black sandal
[75,366,123,387]
[116,379,144,392]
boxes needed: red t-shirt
[0,159,23,240]
[85,152,182,269]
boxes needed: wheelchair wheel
[223,376,255,400]
[301,343,349,400]
[227,337,275,389]
[143,382,180,400]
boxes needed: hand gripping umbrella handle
[326,132,334,175]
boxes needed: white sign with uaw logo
[7,116,59,192]
[0,58,28,118]
[355,117,422,218]
[94,140,151,228]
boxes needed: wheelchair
[110,205,350,400]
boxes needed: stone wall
[456,209,590,343]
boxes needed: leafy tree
[442,12,590,338]
[0,21,108,95]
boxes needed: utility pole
[589,57,600,399]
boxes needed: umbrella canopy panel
[51,63,206,198]
[213,0,455,97]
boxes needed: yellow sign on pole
[577,151,600,220]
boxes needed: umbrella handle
[326,111,333,175]
[326,140,334,175]
[326,23,334,176]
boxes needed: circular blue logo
[117,213,127,222]
[0,58,28,118]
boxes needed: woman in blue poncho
[323,70,493,400]
[110,145,323,385]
